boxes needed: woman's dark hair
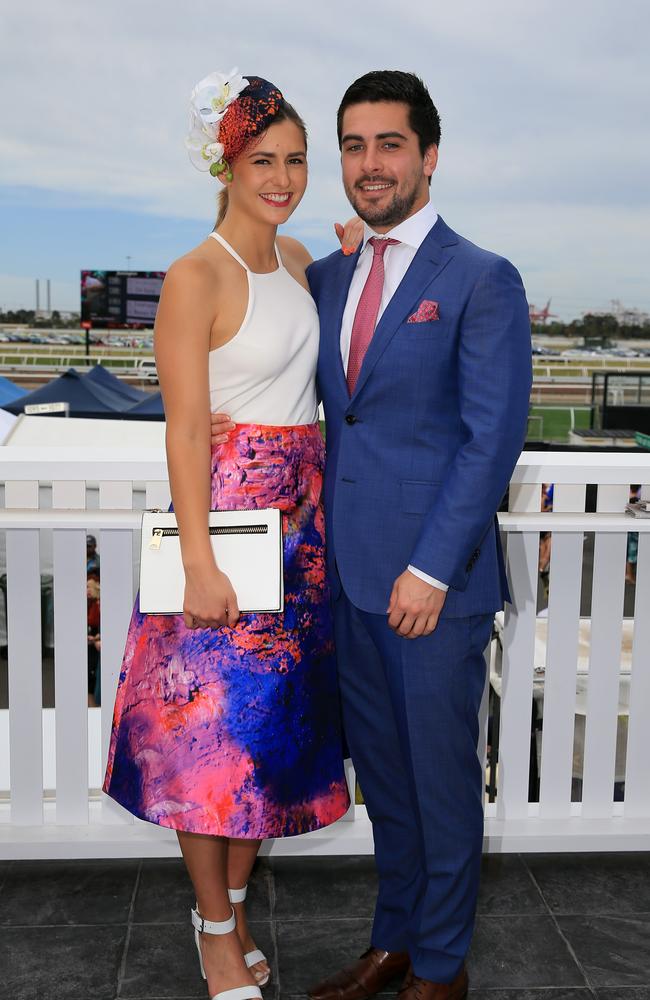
[336,70,441,154]
[215,101,308,227]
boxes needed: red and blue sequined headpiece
[186,68,283,179]
[220,77,283,166]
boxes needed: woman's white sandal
[191,904,262,1000]
[229,885,270,987]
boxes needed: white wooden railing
[0,447,649,859]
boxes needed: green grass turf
[528,406,591,442]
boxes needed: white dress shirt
[339,199,448,593]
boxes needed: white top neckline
[209,231,283,275]
[205,230,319,426]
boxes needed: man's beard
[345,176,420,228]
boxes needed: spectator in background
[86,534,100,574]
[627,485,641,584]
[87,571,101,706]
[539,484,553,601]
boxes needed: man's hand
[387,570,447,638]
[210,411,235,447]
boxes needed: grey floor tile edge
[520,857,597,998]
[515,853,551,911]
[0,859,13,896]
[267,859,281,996]
[116,859,143,999]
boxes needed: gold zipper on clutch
[148,524,268,550]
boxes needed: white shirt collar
[360,199,438,254]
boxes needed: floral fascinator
[186,69,283,179]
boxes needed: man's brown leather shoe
[401,965,414,991]
[398,969,468,1000]
[308,947,411,1000]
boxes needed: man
[211,70,531,999]
[306,72,531,1000]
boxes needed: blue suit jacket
[308,216,532,619]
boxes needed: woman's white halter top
[207,232,319,425]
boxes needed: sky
[0,1,648,319]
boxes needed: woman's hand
[183,564,240,630]
[334,216,364,256]
[210,411,234,447]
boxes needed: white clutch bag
[139,508,284,614]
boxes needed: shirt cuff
[407,565,449,592]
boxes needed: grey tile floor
[2,853,650,999]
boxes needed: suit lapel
[321,246,360,400]
[349,217,458,403]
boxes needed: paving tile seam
[0,918,274,929]
[518,852,558,916]
[549,912,650,919]
[116,860,143,1000]
[0,858,15,898]
[0,921,134,929]
[267,864,282,997]
[273,914,374,923]
[521,860,597,998]
[475,912,650,919]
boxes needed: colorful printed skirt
[102,423,350,838]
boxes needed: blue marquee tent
[1,368,137,418]
[125,391,165,420]
[83,364,149,404]
[0,375,27,406]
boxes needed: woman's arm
[155,257,239,628]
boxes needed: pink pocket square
[407,300,439,323]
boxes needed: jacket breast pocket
[399,319,449,344]
[400,480,441,516]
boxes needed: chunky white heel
[229,885,270,987]
[191,904,262,1000]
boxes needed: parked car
[137,359,158,383]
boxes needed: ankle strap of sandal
[191,905,236,935]
[228,885,248,904]
[213,988,262,1000]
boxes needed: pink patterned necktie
[346,236,400,395]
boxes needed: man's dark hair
[336,70,441,154]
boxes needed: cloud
[1,0,649,316]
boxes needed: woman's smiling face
[225,118,308,223]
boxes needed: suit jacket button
[345,414,357,425]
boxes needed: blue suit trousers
[333,590,493,983]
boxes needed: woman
[102,71,353,1000]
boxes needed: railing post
[497,483,539,820]
[52,480,89,825]
[5,481,43,826]
[99,482,136,826]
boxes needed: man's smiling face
[340,101,437,232]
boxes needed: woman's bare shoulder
[277,235,313,270]
[164,242,221,290]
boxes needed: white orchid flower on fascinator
[185,67,248,173]
[185,116,225,172]
[191,68,248,125]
